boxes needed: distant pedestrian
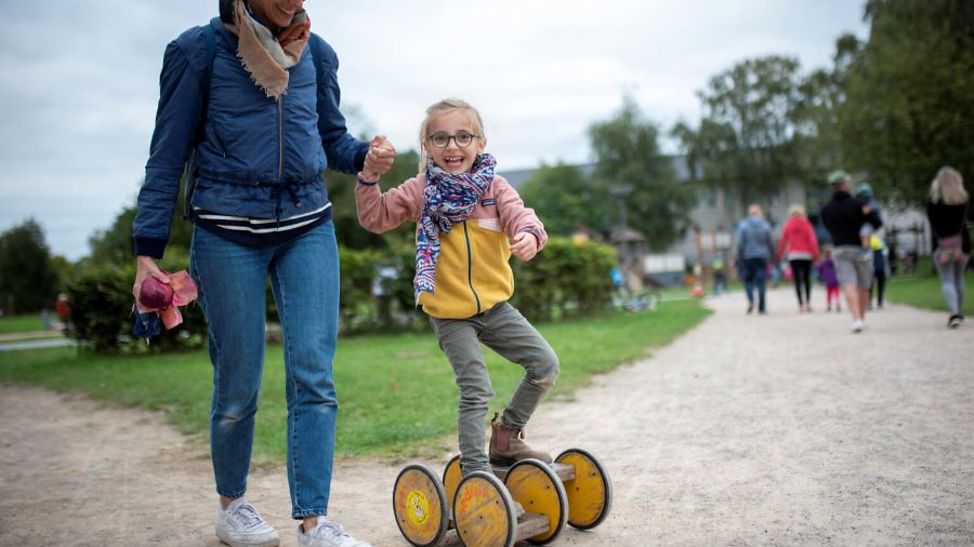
[856,182,883,249]
[820,170,883,333]
[926,166,970,329]
[817,246,841,312]
[734,204,775,314]
[777,204,819,313]
[868,234,889,309]
[712,258,728,295]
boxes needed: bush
[64,259,205,353]
[512,237,617,321]
[63,236,616,353]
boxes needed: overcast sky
[0,1,868,260]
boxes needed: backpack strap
[310,34,325,88]
[182,19,219,221]
[196,19,218,143]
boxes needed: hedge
[63,237,616,352]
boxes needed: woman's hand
[510,232,540,261]
[133,256,171,308]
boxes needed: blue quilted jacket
[133,18,368,258]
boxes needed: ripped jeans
[190,221,340,519]
[430,302,559,474]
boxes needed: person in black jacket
[926,166,970,328]
[820,170,883,333]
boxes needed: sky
[0,1,869,261]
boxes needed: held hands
[360,134,396,181]
[133,256,170,310]
[510,232,540,261]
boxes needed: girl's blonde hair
[930,166,968,205]
[417,98,486,172]
[787,204,806,218]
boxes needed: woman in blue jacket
[131,1,392,546]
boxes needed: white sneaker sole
[217,529,280,547]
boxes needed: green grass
[0,314,44,334]
[886,265,973,316]
[0,300,709,464]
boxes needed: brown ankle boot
[488,413,552,466]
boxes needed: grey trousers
[430,302,559,474]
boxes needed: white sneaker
[298,518,372,547]
[851,319,864,333]
[216,498,280,547]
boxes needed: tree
[326,149,420,250]
[589,97,693,250]
[837,0,974,201]
[0,219,60,314]
[673,56,805,207]
[518,163,609,236]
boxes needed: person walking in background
[777,204,820,313]
[734,204,775,314]
[713,258,728,295]
[820,170,883,333]
[131,1,394,545]
[926,166,970,329]
[868,234,890,309]
[355,98,559,478]
[856,182,889,309]
[856,182,883,249]
[818,246,842,312]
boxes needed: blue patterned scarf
[415,153,497,300]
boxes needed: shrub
[512,237,617,321]
[64,259,205,353]
[63,236,616,353]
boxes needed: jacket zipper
[462,221,481,314]
[275,96,284,223]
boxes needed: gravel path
[1,288,971,546]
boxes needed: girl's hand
[133,256,171,308]
[363,134,396,178]
[510,232,539,261]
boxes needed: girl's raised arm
[355,175,425,233]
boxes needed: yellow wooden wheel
[442,454,462,515]
[393,464,449,546]
[504,459,567,544]
[556,448,613,530]
[453,471,516,547]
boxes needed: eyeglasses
[427,132,480,149]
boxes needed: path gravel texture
[1,288,971,546]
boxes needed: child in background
[857,182,883,249]
[818,246,841,312]
[869,234,889,309]
[355,98,558,476]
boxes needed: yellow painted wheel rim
[442,454,462,515]
[453,471,516,547]
[556,449,612,530]
[504,459,567,544]
[393,465,448,546]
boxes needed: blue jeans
[190,221,340,519]
[743,257,768,312]
[934,250,969,315]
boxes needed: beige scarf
[223,0,311,98]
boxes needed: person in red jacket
[777,204,820,312]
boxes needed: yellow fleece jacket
[355,174,547,319]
